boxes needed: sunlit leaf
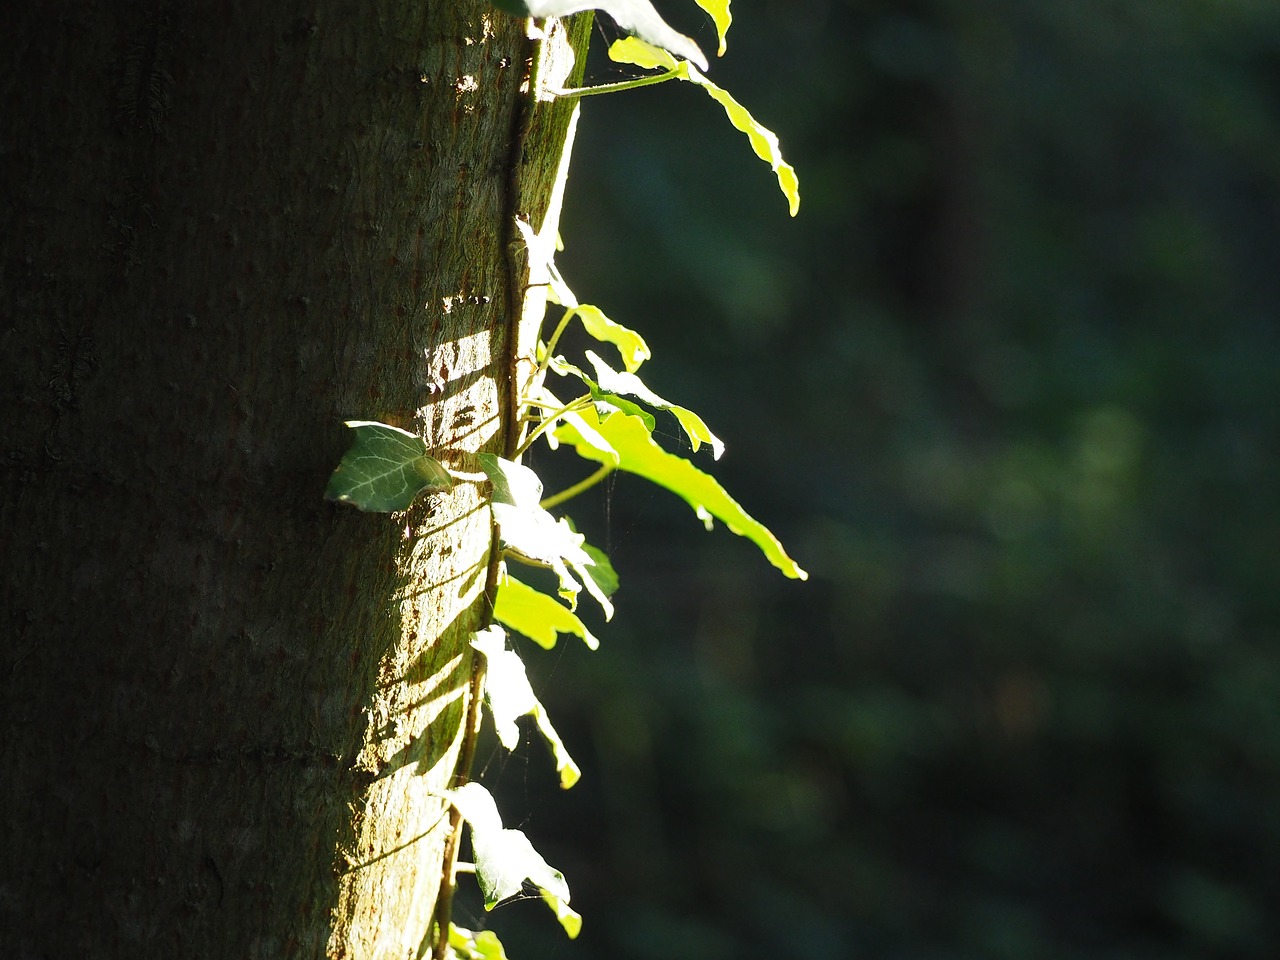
[472,626,581,788]
[546,355,656,431]
[692,0,732,56]
[478,453,543,507]
[607,34,681,70]
[694,74,800,216]
[494,571,601,650]
[574,304,651,373]
[585,350,724,458]
[559,405,622,458]
[324,420,452,512]
[493,0,706,70]
[445,782,574,919]
[481,456,613,618]
[556,407,808,579]
[591,391,655,429]
[545,275,651,374]
[471,626,536,751]
[608,37,800,216]
[542,890,583,938]
[446,780,504,835]
[450,925,511,960]
[530,377,619,456]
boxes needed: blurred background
[473,1,1280,956]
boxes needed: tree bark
[0,2,589,956]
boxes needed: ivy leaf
[585,350,724,458]
[495,502,606,615]
[557,404,624,456]
[582,538,620,598]
[545,356,656,432]
[575,305,651,373]
[590,390,655,429]
[324,420,452,512]
[692,0,732,56]
[542,891,583,939]
[478,452,543,508]
[494,571,601,650]
[556,407,808,579]
[542,234,651,374]
[449,925,511,960]
[556,302,651,375]
[547,268,651,374]
[526,380,621,458]
[472,626,581,789]
[480,454,614,618]
[444,782,580,936]
[491,0,706,71]
[608,36,800,216]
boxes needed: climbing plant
[325,2,804,956]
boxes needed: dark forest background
[475,1,1280,957]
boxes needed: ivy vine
[324,3,805,957]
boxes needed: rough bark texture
[0,2,589,957]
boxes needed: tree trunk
[0,2,589,956]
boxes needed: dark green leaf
[325,421,452,512]
[582,540,620,598]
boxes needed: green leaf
[585,350,724,459]
[581,539,620,598]
[556,407,808,579]
[481,455,614,618]
[449,925,511,960]
[574,305,651,374]
[473,825,560,907]
[542,890,583,939]
[471,626,537,749]
[494,571,601,650]
[445,783,579,936]
[446,782,570,891]
[499,0,706,70]
[324,420,452,512]
[492,500,589,609]
[478,452,543,507]
[547,274,651,374]
[545,355,656,432]
[473,626,582,788]
[531,380,620,460]
[558,407,620,459]
[693,0,732,56]
[590,390,656,430]
[697,79,800,217]
[608,37,800,217]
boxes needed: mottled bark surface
[0,2,588,957]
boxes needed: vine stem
[432,10,598,954]
[538,307,577,376]
[513,394,593,458]
[552,70,678,98]
[430,17,545,960]
[540,463,615,510]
